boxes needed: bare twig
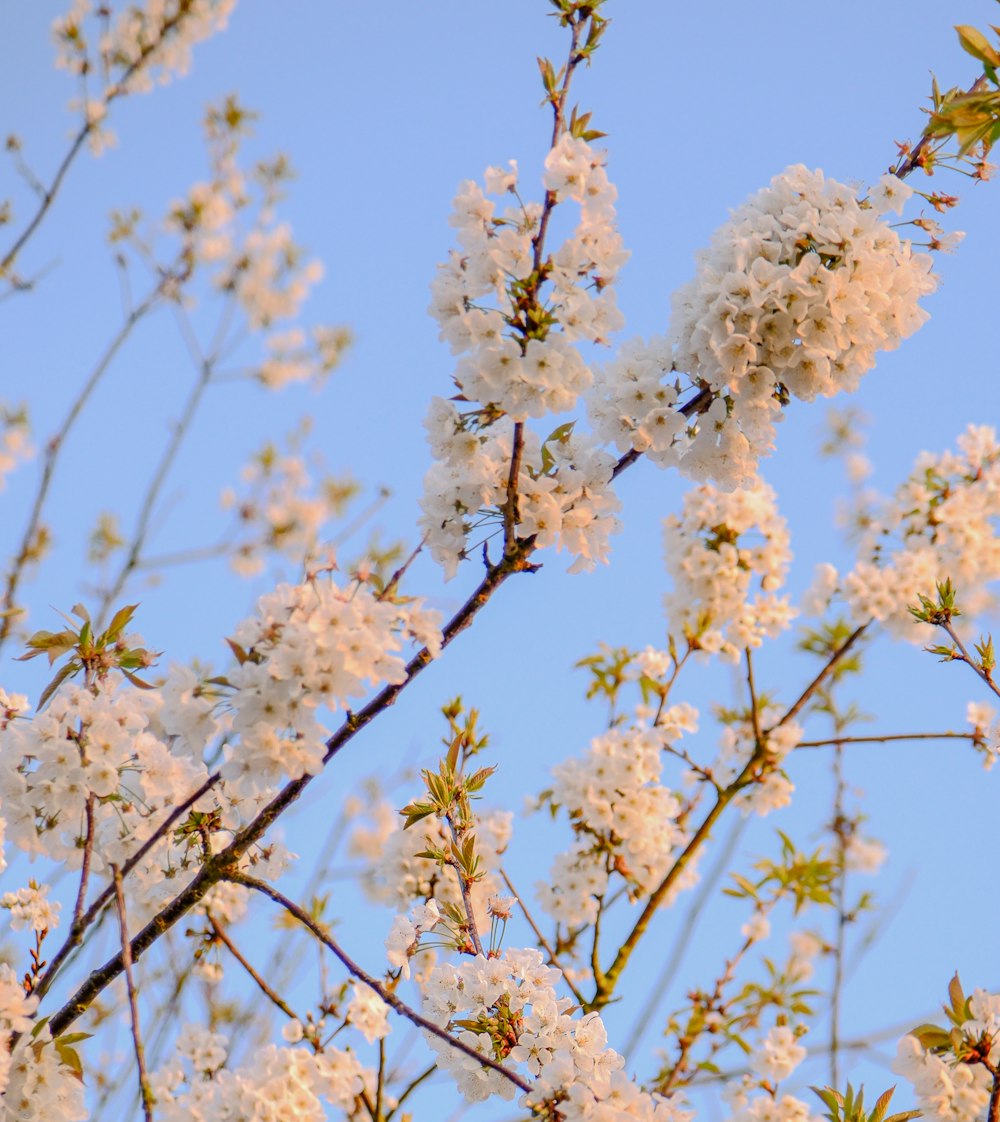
[498,867,586,1007]
[208,913,301,1023]
[621,815,747,1061]
[112,866,155,1122]
[797,731,975,748]
[0,279,168,653]
[767,624,869,733]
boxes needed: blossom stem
[444,811,485,956]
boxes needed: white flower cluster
[163,122,325,334]
[0,659,298,930]
[838,425,1000,638]
[422,135,627,576]
[1,1020,87,1122]
[0,965,39,1106]
[748,1024,807,1084]
[223,576,441,798]
[894,988,1000,1122]
[663,480,795,662]
[1,882,60,933]
[723,1083,819,1122]
[420,404,622,578]
[51,0,235,154]
[220,440,356,576]
[591,167,936,490]
[150,1023,368,1122]
[385,899,443,979]
[53,0,236,93]
[430,137,625,416]
[255,324,351,389]
[422,948,691,1122]
[0,682,210,903]
[536,719,695,926]
[353,794,512,926]
[706,702,803,817]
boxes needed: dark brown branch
[231,874,533,1096]
[767,624,869,733]
[33,771,220,1003]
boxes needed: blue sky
[2,2,1000,1117]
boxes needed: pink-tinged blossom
[149,1027,367,1122]
[423,137,627,578]
[0,406,32,492]
[590,167,936,490]
[420,406,621,580]
[749,1025,807,1083]
[1,882,60,933]
[222,575,441,798]
[663,479,796,663]
[840,425,1000,639]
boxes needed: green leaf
[105,602,139,641]
[955,24,1000,67]
[120,668,154,690]
[948,971,966,1017]
[37,660,81,710]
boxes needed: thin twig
[445,812,485,957]
[230,873,532,1096]
[797,731,975,748]
[0,280,168,653]
[892,75,990,179]
[96,347,216,625]
[940,619,1000,700]
[621,815,747,1061]
[830,740,847,1088]
[386,1063,438,1120]
[69,795,96,935]
[767,624,869,732]
[498,867,586,1007]
[745,648,763,750]
[208,913,300,1023]
[376,1037,386,1122]
[112,866,155,1122]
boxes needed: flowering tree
[2,2,1000,1120]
